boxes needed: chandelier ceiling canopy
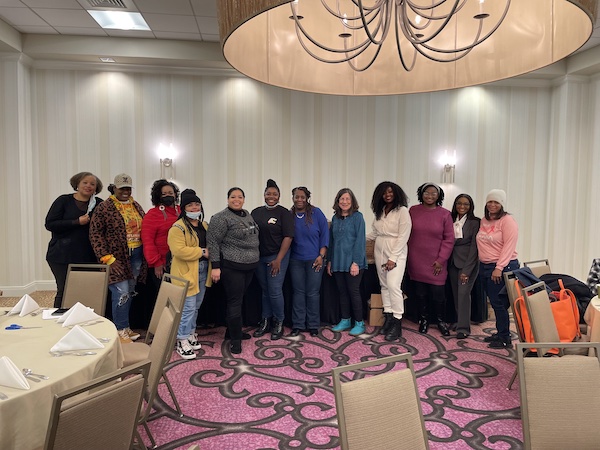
[217,0,598,96]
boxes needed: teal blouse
[328,211,368,272]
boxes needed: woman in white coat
[367,182,412,341]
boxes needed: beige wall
[1,58,599,295]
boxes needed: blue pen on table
[5,324,43,330]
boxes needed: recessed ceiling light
[99,57,115,63]
[88,10,150,31]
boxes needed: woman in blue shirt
[289,186,329,337]
[327,188,368,336]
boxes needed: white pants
[374,238,407,320]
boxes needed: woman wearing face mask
[168,189,212,360]
[141,179,180,289]
[90,173,147,344]
[45,171,104,308]
[207,187,260,355]
[251,179,295,340]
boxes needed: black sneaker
[188,333,202,351]
[488,339,512,349]
[456,332,468,339]
[483,333,501,342]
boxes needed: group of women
[45,173,519,358]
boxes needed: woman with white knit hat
[476,189,519,349]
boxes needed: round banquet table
[584,295,600,348]
[0,308,123,450]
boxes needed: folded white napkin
[57,302,98,327]
[8,294,40,317]
[50,325,105,352]
[0,356,30,390]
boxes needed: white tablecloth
[0,308,123,450]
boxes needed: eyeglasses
[455,202,470,207]
[422,191,439,197]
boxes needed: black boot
[379,313,393,335]
[437,321,450,336]
[418,317,429,334]
[385,317,402,341]
[253,318,270,337]
[230,339,242,354]
[270,319,283,340]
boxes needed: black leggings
[333,270,364,321]
[48,261,68,308]
[221,266,255,340]
[413,281,446,322]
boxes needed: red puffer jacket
[141,205,180,268]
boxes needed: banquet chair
[44,359,150,450]
[123,273,189,417]
[331,353,429,450]
[62,263,110,315]
[135,298,182,449]
[523,259,551,278]
[517,342,600,450]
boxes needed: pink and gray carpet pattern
[143,321,522,449]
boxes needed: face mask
[161,196,175,206]
[186,211,203,221]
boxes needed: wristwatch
[319,253,326,259]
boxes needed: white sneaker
[176,339,196,360]
[188,333,202,350]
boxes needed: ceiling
[1,0,600,81]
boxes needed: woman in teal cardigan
[327,188,368,336]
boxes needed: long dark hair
[484,205,508,221]
[451,194,479,221]
[291,186,314,224]
[177,202,205,245]
[371,182,408,220]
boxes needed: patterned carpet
[142,321,523,450]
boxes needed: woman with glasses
[288,186,329,338]
[476,189,519,349]
[207,187,260,355]
[407,182,454,335]
[449,194,480,339]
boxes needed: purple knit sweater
[407,204,454,285]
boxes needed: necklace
[295,212,305,219]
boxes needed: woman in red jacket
[141,179,180,288]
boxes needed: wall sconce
[439,150,456,184]
[158,143,176,180]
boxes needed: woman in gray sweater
[207,187,260,354]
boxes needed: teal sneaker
[349,321,365,336]
[332,318,352,332]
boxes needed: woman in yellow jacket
[167,189,212,360]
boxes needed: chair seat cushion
[122,342,151,366]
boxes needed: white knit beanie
[486,189,506,207]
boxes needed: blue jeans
[255,252,290,322]
[480,259,519,341]
[109,246,143,330]
[289,258,323,329]
[177,260,209,340]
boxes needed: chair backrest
[62,264,110,314]
[523,259,551,278]
[522,282,561,346]
[139,298,182,425]
[331,353,429,450]
[516,342,600,450]
[44,359,150,450]
[145,273,189,344]
[503,271,528,343]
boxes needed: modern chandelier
[217,0,598,96]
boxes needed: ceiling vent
[80,0,138,11]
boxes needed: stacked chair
[331,353,429,450]
[62,263,110,314]
[44,360,150,450]
[522,259,551,278]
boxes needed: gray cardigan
[207,207,260,268]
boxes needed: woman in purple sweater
[408,183,454,335]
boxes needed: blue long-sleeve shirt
[328,211,368,272]
[290,207,329,260]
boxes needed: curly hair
[416,182,444,206]
[370,181,408,220]
[150,179,180,206]
[69,172,103,194]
